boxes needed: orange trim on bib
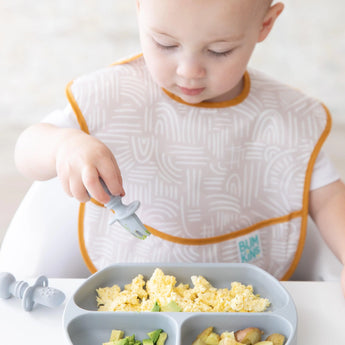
[87,198,302,245]
[66,81,91,135]
[144,210,302,245]
[111,53,144,66]
[78,203,97,274]
[280,104,332,280]
[78,201,302,274]
[90,198,107,208]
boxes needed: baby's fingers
[57,169,75,199]
[69,176,91,203]
[82,168,111,204]
[98,157,125,198]
[58,169,90,202]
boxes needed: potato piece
[265,334,285,345]
[220,332,235,340]
[205,332,221,345]
[235,328,263,344]
[192,339,207,345]
[219,337,242,345]
[219,332,243,345]
[198,327,214,341]
[192,327,214,345]
[254,342,273,345]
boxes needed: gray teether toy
[0,272,65,311]
[90,178,151,240]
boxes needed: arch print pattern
[67,55,330,279]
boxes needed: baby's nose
[176,57,205,80]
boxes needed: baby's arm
[15,123,124,203]
[309,179,345,297]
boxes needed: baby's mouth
[178,86,205,96]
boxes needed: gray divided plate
[63,263,297,345]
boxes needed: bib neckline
[162,71,250,108]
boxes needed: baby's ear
[257,2,284,42]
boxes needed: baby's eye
[153,38,178,50]
[207,49,233,57]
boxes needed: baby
[8,0,345,295]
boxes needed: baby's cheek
[146,56,172,85]
[153,67,173,88]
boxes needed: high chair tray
[63,263,297,345]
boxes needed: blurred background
[1,0,345,244]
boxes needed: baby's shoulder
[70,53,146,89]
[65,54,153,115]
[247,68,329,122]
[248,67,328,108]
[248,69,320,103]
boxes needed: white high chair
[0,177,342,280]
[0,178,90,279]
[291,217,342,281]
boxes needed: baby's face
[137,0,271,104]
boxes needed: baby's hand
[55,129,124,203]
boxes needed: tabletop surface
[1,279,344,345]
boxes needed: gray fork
[91,179,151,240]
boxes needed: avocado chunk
[115,338,129,345]
[156,332,168,345]
[151,301,161,312]
[160,300,181,312]
[147,329,163,343]
[126,334,136,345]
[107,328,168,345]
[110,330,125,342]
[142,339,154,345]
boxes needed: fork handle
[106,197,140,221]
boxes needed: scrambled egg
[96,268,270,312]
